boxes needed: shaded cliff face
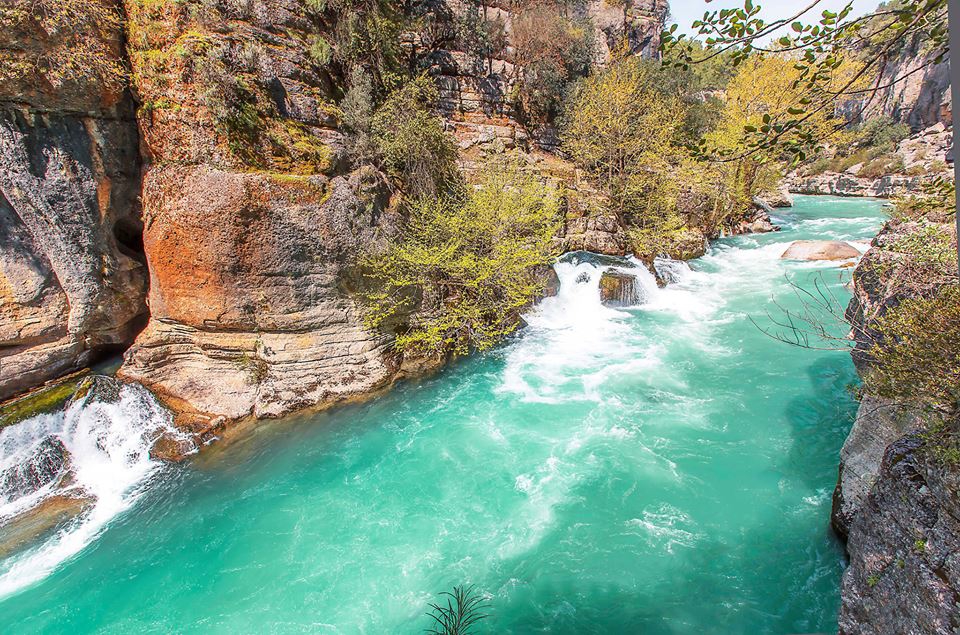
[838,432,960,635]
[834,214,960,631]
[114,0,402,428]
[0,1,147,401]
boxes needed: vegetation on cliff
[361,159,561,357]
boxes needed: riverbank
[0,195,887,632]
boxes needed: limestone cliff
[833,216,960,632]
[112,0,404,430]
[0,1,147,401]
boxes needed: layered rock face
[0,2,147,401]
[838,433,960,635]
[115,0,402,427]
[834,218,960,632]
[858,45,951,131]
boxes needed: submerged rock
[599,271,639,306]
[0,437,70,503]
[781,240,861,261]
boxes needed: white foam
[0,382,194,598]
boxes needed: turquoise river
[0,195,887,633]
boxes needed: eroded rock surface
[0,1,147,401]
[780,240,861,261]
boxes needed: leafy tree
[662,0,948,164]
[361,159,561,357]
[370,75,460,199]
[706,55,846,204]
[511,2,594,123]
[561,59,684,226]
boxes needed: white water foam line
[0,382,194,598]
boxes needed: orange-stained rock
[119,165,402,425]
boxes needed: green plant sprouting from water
[425,584,490,635]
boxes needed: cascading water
[654,256,693,285]
[0,379,194,597]
[0,196,891,633]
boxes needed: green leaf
[792,21,803,32]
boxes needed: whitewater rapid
[0,196,888,632]
[0,382,193,597]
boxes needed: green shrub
[361,159,562,357]
[853,116,910,150]
[307,35,333,66]
[198,45,265,165]
[867,284,960,409]
[892,179,956,222]
[858,153,905,179]
[370,75,460,198]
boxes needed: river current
[0,195,886,633]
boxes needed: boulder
[781,240,861,261]
[599,271,639,306]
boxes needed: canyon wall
[834,218,960,633]
[0,1,147,401]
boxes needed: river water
[0,195,886,633]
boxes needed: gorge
[0,196,888,632]
[1,0,957,632]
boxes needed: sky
[667,0,883,43]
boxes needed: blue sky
[667,0,882,43]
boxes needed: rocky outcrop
[856,43,951,131]
[781,240,861,261]
[434,0,667,151]
[789,122,953,197]
[786,171,939,198]
[838,433,960,635]
[832,396,931,538]
[0,1,147,401]
[111,0,408,428]
[118,166,401,427]
[727,203,780,235]
[834,213,960,631]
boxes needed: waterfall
[653,257,693,285]
[552,251,660,309]
[0,379,195,598]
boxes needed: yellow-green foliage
[0,0,126,87]
[562,60,685,226]
[892,179,956,222]
[561,59,747,256]
[868,284,960,409]
[708,55,846,203]
[362,160,562,357]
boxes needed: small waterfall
[653,257,693,286]
[0,378,195,597]
[554,252,660,309]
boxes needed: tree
[662,0,948,164]
[370,75,460,199]
[511,2,594,123]
[561,59,684,227]
[706,55,847,206]
[361,159,561,357]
